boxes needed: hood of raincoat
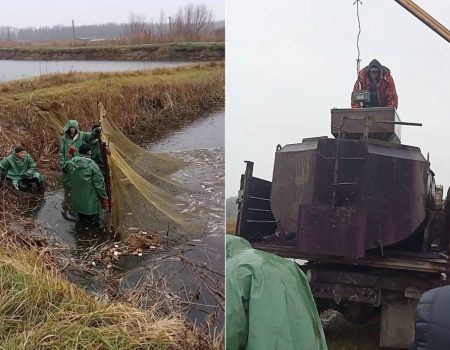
[365,59,391,78]
[226,235,253,259]
[63,120,81,135]
[368,59,382,71]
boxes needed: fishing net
[35,100,194,238]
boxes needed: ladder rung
[324,157,366,160]
[331,182,358,185]
[249,196,271,202]
[246,220,277,223]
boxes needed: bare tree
[126,12,147,38]
[0,4,223,44]
[192,4,213,33]
[158,9,166,36]
[173,3,214,39]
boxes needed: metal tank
[270,107,435,258]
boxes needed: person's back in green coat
[64,144,108,223]
[226,235,328,350]
[59,120,100,187]
[0,146,44,191]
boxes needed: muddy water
[0,60,189,82]
[36,110,225,329]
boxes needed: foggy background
[226,0,450,198]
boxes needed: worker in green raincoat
[90,123,106,176]
[226,235,328,350]
[64,143,109,223]
[0,146,44,191]
[59,120,101,186]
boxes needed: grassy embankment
[0,62,224,187]
[0,201,220,349]
[0,42,224,61]
[0,63,224,349]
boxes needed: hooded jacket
[226,235,328,350]
[412,285,450,350]
[64,155,107,215]
[58,120,97,168]
[0,150,44,188]
[352,59,398,109]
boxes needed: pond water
[0,60,189,82]
[35,109,225,330]
[2,58,224,331]
[147,110,225,152]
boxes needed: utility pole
[72,20,76,40]
[168,16,172,32]
[7,27,10,41]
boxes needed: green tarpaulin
[226,235,328,350]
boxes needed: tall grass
[0,62,224,187]
[0,63,224,349]
[0,186,222,349]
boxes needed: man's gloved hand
[100,197,109,209]
[68,146,77,157]
[93,126,102,135]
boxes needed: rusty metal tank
[270,107,434,258]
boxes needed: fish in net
[35,100,196,239]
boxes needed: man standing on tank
[351,59,398,109]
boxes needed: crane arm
[394,0,450,43]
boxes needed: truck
[235,106,449,348]
[235,2,449,347]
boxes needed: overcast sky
[226,0,450,197]
[0,0,224,27]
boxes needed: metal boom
[394,0,450,43]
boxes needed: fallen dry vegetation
[0,187,222,349]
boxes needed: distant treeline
[0,3,224,44]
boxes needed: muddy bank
[0,42,224,61]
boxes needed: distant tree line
[0,3,224,44]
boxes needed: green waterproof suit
[59,120,98,185]
[0,151,44,188]
[64,155,107,215]
[226,235,328,350]
[90,138,105,176]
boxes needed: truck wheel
[340,302,379,324]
